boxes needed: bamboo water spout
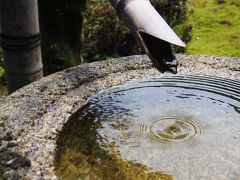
[110,0,186,73]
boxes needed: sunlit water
[55,75,240,180]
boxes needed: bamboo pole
[0,0,43,94]
[110,0,185,73]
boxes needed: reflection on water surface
[55,76,240,179]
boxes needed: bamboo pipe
[110,0,186,73]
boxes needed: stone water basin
[55,75,240,179]
[0,55,240,179]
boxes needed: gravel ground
[0,54,239,179]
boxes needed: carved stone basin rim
[0,54,239,179]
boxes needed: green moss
[55,110,173,180]
[186,0,240,57]
[56,148,173,180]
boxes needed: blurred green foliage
[0,0,190,87]
[82,0,141,62]
[0,68,4,85]
[42,43,73,74]
[0,50,7,95]
[151,0,192,52]
[152,0,188,27]
[0,50,6,86]
[39,0,86,74]
[83,0,191,62]
[186,0,240,57]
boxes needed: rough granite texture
[0,54,239,179]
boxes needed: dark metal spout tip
[110,0,185,74]
[168,67,178,74]
[139,32,178,74]
[154,59,178,74]
[165,59,178,74]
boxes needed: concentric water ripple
[56,75,240,180]
[138,116,204,144]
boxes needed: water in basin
[55,75,240,179]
